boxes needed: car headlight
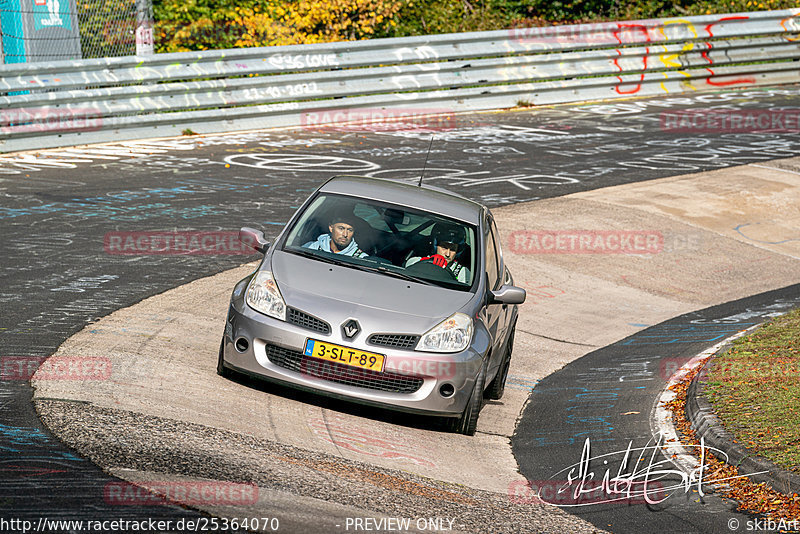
[416,313,473,353]
[246,270,286,321]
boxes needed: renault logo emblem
[342,319,360,340]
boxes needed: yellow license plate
[303,339,385,373]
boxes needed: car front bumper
[221,302,487,417]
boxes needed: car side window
[485,220,501,290]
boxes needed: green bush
[389,0,521,36]
[151,0,800,51]
[79,0,138,58]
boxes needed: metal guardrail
[1,9,799,152]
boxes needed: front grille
[368,334,419,350]
[287,307,330,334]
[264,344,423,394]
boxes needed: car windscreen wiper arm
[371,265,436,286]
[286,247,344,266]
[288,248,437,286]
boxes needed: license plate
[303,339,385,373]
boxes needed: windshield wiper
[289,248,437,286]
[287,247,345,266]
[363,264,436,286]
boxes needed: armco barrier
[1,9,799,152]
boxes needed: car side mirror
[490,285,526,305]
[239,227,270,254]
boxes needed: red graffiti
[701,15,755,86]
[612,23,653,95]
[704,15,749,38]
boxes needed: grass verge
[666,365,800,520]
[703,309,800,474]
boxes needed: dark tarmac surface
[514,285,800,534]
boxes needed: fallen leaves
[667,357,800,521]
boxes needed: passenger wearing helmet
[303,208,369,258]
[405,222,470,283]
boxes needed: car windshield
[282,193,477,291]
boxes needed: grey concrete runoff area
[32,156,800,532]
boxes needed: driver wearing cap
[405,222,470,283]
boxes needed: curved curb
[686,346,800,496]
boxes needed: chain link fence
[0,0,151,63]
[78,0,139,58]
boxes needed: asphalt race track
[515,285,800,533]
[2,84,800,533]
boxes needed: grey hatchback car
[218,175,525,435]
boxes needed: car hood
[271,250,473,327]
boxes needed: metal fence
[0,0,151,63]
[76,0,141,59]
[1,8,799,153]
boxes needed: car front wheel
[446,363,485,436]
[486,326,515,400]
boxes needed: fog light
[439,383,455,398]
[234,337,250,353]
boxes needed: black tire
[486,326,515,400]
[217,337,232,378]
[446,363,486,436]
